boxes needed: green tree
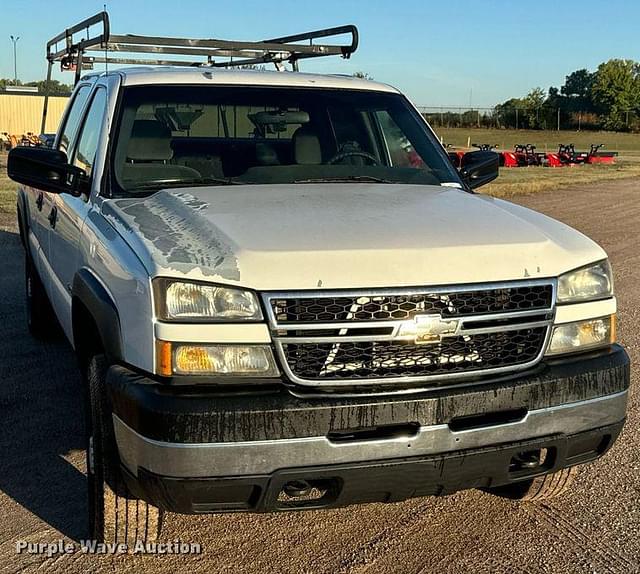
[0,78,72,95]
[590,59,640,130]
[559,69,596,114]
[523,87,546,129]
[353,71,374,80]
[561,69,595,98]
[0,78,22,89]
[494,97,525,128]
[24,80,72,95]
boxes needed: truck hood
[102,184,606,290]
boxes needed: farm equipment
[472,143,499,151]
[499,144,542,167]
[499,143,619,168]
[547,144,617,167]
[0,132,11,151]
[514,144,543,166]
[558,144,587,165]
[0,132,51,150]
[19,132,42,147]
[501,149,519,167]
[586,144,618,164]
[447,141,616,171]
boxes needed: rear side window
[72,89,107,178]
[58,85,92,155]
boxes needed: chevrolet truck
[7,13,629,545]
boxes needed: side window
[72,89,108,178]
[58,85,92,155]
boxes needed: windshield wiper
[294,175,396,184]
[125,177,240,192]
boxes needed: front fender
[72,268,123,363]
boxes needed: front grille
[264,281,555,389]
[270,285,553,324]
[282,327,547,380]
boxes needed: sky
[1,0,639,108]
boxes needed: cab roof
[86,67,400,94]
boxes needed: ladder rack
[46,11,358,82]
[41,11,358,133]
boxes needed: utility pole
[10,35,20,85]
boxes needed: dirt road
[1,179,638,574]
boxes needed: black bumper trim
[107,345,630,443]
[123,421,624,514]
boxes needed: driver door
[48,86,107,340]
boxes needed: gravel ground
[0,179,638,574]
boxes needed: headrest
[255,142,280,166]
[293,126,322,165]
[127,120,173,161]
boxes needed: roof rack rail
[45,11,358,83]
[41,11,358,133]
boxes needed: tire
[86,354,163,546]
[25,253,54,339]
[486,467,579,502]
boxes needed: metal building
[0,92,68,134]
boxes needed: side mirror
[459,150,499,189]
[7,146,87,196]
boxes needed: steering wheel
[327,150,380,165]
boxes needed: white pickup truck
[8,12,629,546]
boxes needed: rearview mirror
[7,146,87,196]
[459,150,499,189]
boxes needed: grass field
[1,129,639,213]
[435,127,640,197]
[435,127,640,155]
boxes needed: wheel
[486,467,579,502]
[25,252,54,339]
[86,354,163,546]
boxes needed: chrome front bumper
[114,390,628,479]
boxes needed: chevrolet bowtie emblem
[397,314,460,344]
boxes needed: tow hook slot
[283,480,313,498]
[509,448,552,474]
[327,422,420,443]
[277,478,339,508]
[448,408,527,432]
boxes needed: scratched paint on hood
[107,191,240,281]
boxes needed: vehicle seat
[121,120,201,185]
[293,126,322,165]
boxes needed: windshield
[111,85,461,196]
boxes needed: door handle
[48,206,58,229]
[36,192,44,211]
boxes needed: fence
[417,106,639,132]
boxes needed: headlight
[154,279,262,321]
[546,315,615,356]
[157,341,279,377]
[557,260,613,303]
